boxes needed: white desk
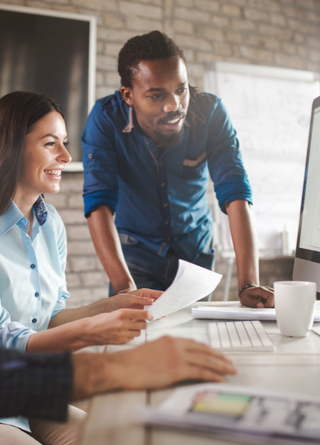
[79,301,320,445]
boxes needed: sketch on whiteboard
[205,63,319,257]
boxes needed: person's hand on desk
[97,337,237,391]
[106,288,163,311]
[239,285,274,308]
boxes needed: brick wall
[2,0,319,305]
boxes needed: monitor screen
[294,95,320,298]
[0,5,96,164]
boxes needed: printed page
[147,260,222,321]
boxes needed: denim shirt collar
[0,196,48,237]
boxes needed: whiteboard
[204,62,320,257]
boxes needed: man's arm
[225,199,274,308]
[0,348,72,421]
[87,205,136,294]
[71,336,237,400]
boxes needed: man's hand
[105,289,163,311]
[107,336,237,390]
[239,286,274,308]
[71,336,237,400]
[84,309,153,345]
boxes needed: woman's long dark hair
[0,91,64,215]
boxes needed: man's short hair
[118,30,186,88]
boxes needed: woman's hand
[105,288,163,312]
[83,308,153,345]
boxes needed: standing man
[82,31,274,308]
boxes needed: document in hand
[143,383,320,444]
[146,260,222,321]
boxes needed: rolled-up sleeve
[82,100,119,217]
[0,305,36,351]
[207,98,252,213]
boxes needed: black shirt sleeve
[0,348,73,422]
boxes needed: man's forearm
[87,205,136,293]
[225,199,259,287]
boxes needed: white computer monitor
[293,95,320,299]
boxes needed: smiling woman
[0,91,162,442]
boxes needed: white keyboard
[208,320,274,352]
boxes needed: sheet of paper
[192,304,320,322]
[142,382,320,443]
[146,260,222,321]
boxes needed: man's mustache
[158,111,186,125]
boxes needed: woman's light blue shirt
[0,197,70,352]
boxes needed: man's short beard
[154,125,185,147]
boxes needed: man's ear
[120,86,133,107]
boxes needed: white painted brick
[175,33,212,51]
[174,7,211,23]
[274,52,299,69]
[69,256,97,272]
[106,71,121,86]
[194,0,219,12]
[81,272,108,287]
[296,0,315,9]
[66,224,91,240]
[93,287,110,299]
[97,27,134,43]
[244,7,270,22]
[230,18,257,32]
[66,273,81,288]
[261,36,281,51]
[259,24,292,41]
[307,36,320,49]
[270,13,287,27]
[213,42,233,57]
[102,12,125,28]
[67,194,84,209]
[310,50,320,63]
[105,43,123,57]
[247,0,280,13]
[119,1,162,19]
[67,241,97,255]
[59,174,83,192]
[240,45,273,63]
[211,15,229,28]
[96,86,117,99]
[281,42,296,55]
[199,26,224,41]
[221,4,242,16]
[176,0,193,6]
[225,32,242,44]
[172,19,194,34]
[71,0,117,11]
[196,51,218,63]
[186,63,204,77]
[96,71,105,86]
[297,46,310,59]
[26,1,50,8]
[97,55,117,71]
[183,49,195,63]
[44,193,67,209]
[97,41,104,54]
[124,15,163,32]
[58,209,86,224]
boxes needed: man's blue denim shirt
[82,91,252,262]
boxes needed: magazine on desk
[142,383,320,444]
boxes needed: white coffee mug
[274,281,316,337]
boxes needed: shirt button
[161,182,165,187]
[32,318,37,324]
[30,264,36,269]
[165,221,169,225]
[163,203,168,207]
[35,292,39,297]
[88,153,93,159]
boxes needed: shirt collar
[0,196,48,237]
